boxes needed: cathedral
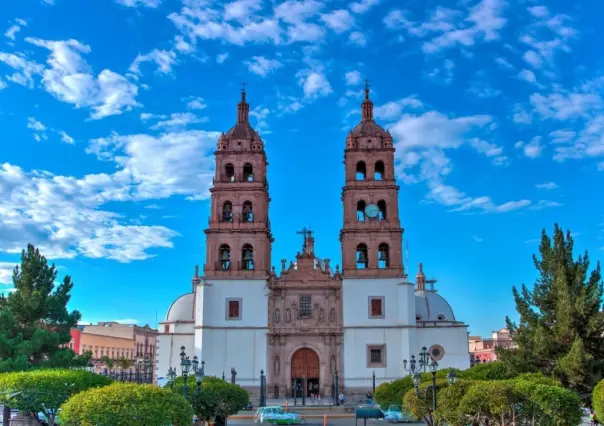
[156,86,470,399]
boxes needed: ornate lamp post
[167,367,177,389]
[259,370,266,407]
[180,346,192,399]
[142,356,152,383]
[192,356,205,394]
[402,347,457,415]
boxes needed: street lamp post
[180,346,192,400]
[259,370,266,407]
[167,367,177,389]
[402,347,457,423]
[334,368,339,406]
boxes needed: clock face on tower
[364,204,379,218]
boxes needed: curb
[230,414,355,420]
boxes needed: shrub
[375,376,413,407]
[170,375,249,421]
[0,369,112,426]
[457,381,515,425]
[530,384,582,426]
[435,380,473,426]
[402,379,448,426]
[594,380,604,421]
[464,361,515,381]
[59,382,193,426]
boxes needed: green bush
[402,379,449,425]
[530,384,582,426]
[59,382,193,426]
[434,380,473,426]
[170,375,249,420]
[458,381,516,424]
[463,361,515,381]
[0,369,112,426]
[594,380,604,421]
[374,376,413,407]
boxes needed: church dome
[166,293,194,322]
[350,119,387,138]
[415,290,455,322]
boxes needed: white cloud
[495,57,513,70]
[383,105,529,213]
[598,161,604,171]
[250,105,271,134]
[244,56,283,77]
[385,0,507,54]
[350,0,380,14]
[4,25,22,41]
[536,182,558,190]
[0,52,44,88]
[515,136,543,158]
[321,10,355,33]
[216,53,229,64]
[148,112,208,130]
[374,96,423,120]
[529,200,562,210]
[345,71,362,86]
[0,263,16,285]
[472,235,483,242]
[518,69,536,83]
[523,50,542,68]
[25,37,141,120]
[115,0,161,7]
[348,31,367,46]
[0,77,6,90]
[185,97,206,110]
[298,71,332,99]
[129,49,177,76]
[27,117,48,142]
[41,0,54,4]
[59,131,75,144]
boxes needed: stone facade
[266,234,343,398]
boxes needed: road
[227,420,425,426]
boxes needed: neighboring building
[469,328,514,364]
[157,87,470,399]
[61,327,83,353]
[68,322,158,381]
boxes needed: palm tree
[116,357,135,371]
[100,355,114,373]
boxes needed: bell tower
[339,82,405,278]
[203,88,273,279]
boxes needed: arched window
[243,163,254,182]
[374,161,385,180]
[356,243,368,269]
[242,201,253,222]
[377,200,387,220]
[222,201,233,222]
[356,200,366,222]
[242,244,254,270]
[225,163,235,182]
[219,244,231,270]
[356,161,366,180]
[378,243,390,269]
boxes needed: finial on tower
[361,79,374,121]
[416,262,426,292]
[237,84,250,124]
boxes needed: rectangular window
[299,295,312,318]
[368,296,385,319]
[226,298,242,320]
[164,324,169,333]
[367,344,387,368]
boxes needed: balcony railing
[213,175,269,190]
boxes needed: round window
[428,344,445,361]
[437,314,445,321]
[416,315,422,321]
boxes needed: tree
[374,376,413,407]
[100,355,114,372]
[171,376,249,424]
[116,357,134,371]
[0,244,82,370]
[0,369,112,426]
[593,379,604,422]
[499,224,604,396]
[59,382,193,426]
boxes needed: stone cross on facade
[296,227,313,254]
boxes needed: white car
[254,406,304,425]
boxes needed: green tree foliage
[170,376,249,421]
[59,382,193,426]
[592,379,604,421]
[0,369,112,426]
[499,224,604,396]
[0,244,83,371]
[463,362,515,381]
[402,379,448,426]
[374,375,413,406]
[436,374,582,426]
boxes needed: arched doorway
[290,348,320,398]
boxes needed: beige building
[73,322,158,381]
[468,328,514,364]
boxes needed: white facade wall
[156,331,194,382]
[195,279,268,386]
[342,278,415,388]
[415,326,470,370]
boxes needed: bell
[378,249,388,261]
[220,250,230,261]
[357,250,368,264]
[243,204,252,213]
[243,250,254,261]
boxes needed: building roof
[166,292,194,322]
[415,290,456,322]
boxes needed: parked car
[254,406,304,425]
[378,405,415,423]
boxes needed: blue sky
[0,0,602,337]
